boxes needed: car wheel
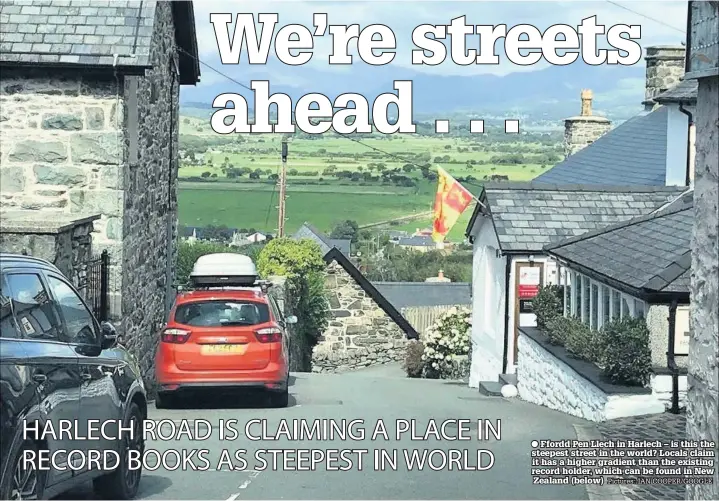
[93,402,144,500]
[268,388,289,408]
[0,440,45,500]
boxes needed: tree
[330,220,359,242]
[201,171,211,178]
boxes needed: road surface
[58,365,589,500]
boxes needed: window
[611,290,621,320]
[601,285,611,328]
[269,296,284,323]
[563,273,570,317]
[621,295,631,318]
[590,282,599,329]
[5,274,63,341]
[46,275,99,345]
[174,301,270,327]
[0,276,21,339]
[583,276,591,324]
[573,273,582,317]
[634,299,646,318]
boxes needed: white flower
[432,362,438,369]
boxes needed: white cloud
[193,0,687,78]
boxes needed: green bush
[563,317,601,362]
[422,307,471,379]
[599,317,652,386]
[545,315,572,346]
[257,238,330,359]
[403,340,425,378]
[533,285,564,328]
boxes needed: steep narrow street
[60,365,588,500]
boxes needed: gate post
[100,250,110,322]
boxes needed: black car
[0,253,147,500]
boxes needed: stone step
[499,373,517,386]
[478,381,503,396]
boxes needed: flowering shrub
[422,306,472,379]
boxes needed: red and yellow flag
[432,167,474,243]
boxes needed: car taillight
[255,327,282,343]
[161,328,191,344]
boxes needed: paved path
[57,366,589,500]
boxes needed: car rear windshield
[174,300,270,327]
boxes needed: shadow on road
[53,475,172,500]
[156,389,298,410]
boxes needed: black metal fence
[79,250,110,322]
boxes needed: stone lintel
[0,210,101,234]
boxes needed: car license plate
[201,344,247,355]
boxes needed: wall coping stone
[0,211,101,234]
[519,326,652,395]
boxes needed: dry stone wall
[312,260,407,373]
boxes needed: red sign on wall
[518,285,539,299]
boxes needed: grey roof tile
[545,191,693,295]
[654,79,698,104]
[373,282,472,309]
[0,0,156,68]
[534,107,672,186]
[482,182,687,252]
[292,223,351,258]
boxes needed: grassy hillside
[177,114,563,241]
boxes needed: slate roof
[654,79,698,104]
[467,182,686,253]
[293,223,351,257]
[373,282,471,309]
[324,248,418,339]
[0,0,200,84]
[397,235,435,247]
[534,106,671,186]
[545,190,693,297]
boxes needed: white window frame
[590,281,599,330]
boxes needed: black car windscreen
[174,300,271,327]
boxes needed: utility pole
[277,137,288,237]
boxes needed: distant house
[293,222,351,257]
[247,232,267,243]
[396,235,436,253]
[0,1,200,379]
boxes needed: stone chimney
[563,89,612,158]
[643,45,686,110]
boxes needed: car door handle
[32,374,47,383]
[81,372,92,381]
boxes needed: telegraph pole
[277,137,288,237]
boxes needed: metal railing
[78,250,110,322]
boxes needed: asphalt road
[58,364,589,500]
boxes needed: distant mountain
[180,59,647,123]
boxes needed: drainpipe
[667,299,680,414]
[678,104,694,187]
[501,255,512,374]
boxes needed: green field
[178,114,562,241]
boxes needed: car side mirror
[285,315,297,325]
[101,321,118,350]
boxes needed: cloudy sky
[190,0,687,88]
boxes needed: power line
[605,0,685,33]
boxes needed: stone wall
[563,117,611,158]
[645,304,689,369]
[517,332,666,422]
[120,1,180,382]
[267,276,310,372]
[312,259,408,373]
[0,68,124,316]
[0,212,98,291]
[687,75,719,500]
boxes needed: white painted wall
[665,104,692,186]
[468,215,506,387]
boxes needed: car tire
[93,402,144,500]
[0,439,45,500]
[268,388,289,408]
[154,392,173,409]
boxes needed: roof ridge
[544,193,693,251]
[484,182,684,193]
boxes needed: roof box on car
[190,253,258,286]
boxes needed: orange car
[154,254,295,408]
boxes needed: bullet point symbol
[531,440,539,447]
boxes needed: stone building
[684,2,719,499]
[562,89,611,158]
[312,248,418,373]
[0,0,200,380]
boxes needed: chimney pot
[580,89,593,116]
[438,270,444,279]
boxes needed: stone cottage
[0,0,200,380]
